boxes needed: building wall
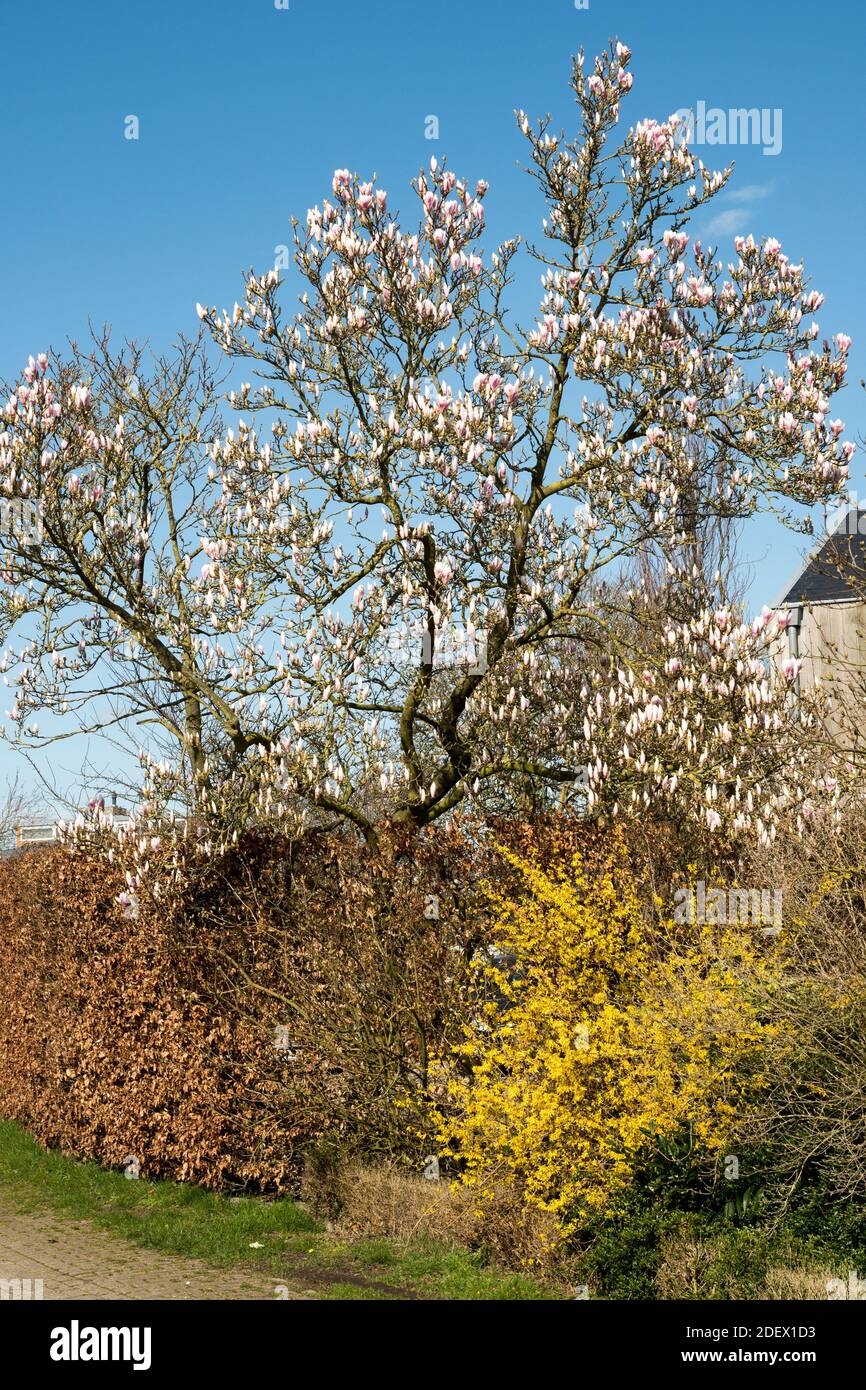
[799,601,866,691]
[771,600,866,748]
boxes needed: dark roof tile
[778,509,866,605]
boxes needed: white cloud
[702,181,774,238]
[704,207,750,237]
[730,183,772,204]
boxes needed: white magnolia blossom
[0,40,855,857]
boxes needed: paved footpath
[0,1190,308,1300]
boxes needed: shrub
[190,823,489,1164]
[575,1137,866,1299]
[440,832,778,1234]
[0,843,261,1188]
[656,1225,844,1301]
[0,824,487,1188]
[578,1201,682,1300]
[740,806,866,1203]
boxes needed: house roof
[775,506,866,607]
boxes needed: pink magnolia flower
[503,382,520,406]
[663,229,689,257]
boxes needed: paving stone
[0,1188,309,1300]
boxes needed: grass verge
[0,1120,559,1300]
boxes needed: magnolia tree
[0,40,856,849]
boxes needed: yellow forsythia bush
[440,834,777,1231]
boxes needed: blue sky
[1,0,864,803]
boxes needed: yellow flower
[439,831,776,1240]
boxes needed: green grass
[0,1120,560,1300]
